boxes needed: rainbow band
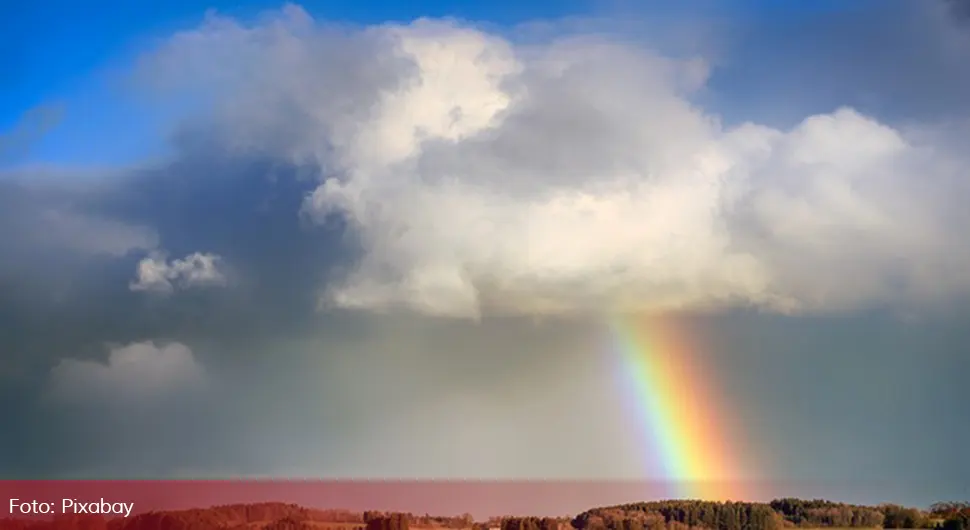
[612,316,744,501]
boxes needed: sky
[2,0,970,515]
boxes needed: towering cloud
[138,5,970,319]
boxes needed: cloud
[38,209,159,258]
[130,251,228,293]
[135,5,970,319]
[47,341,206,403]
[946,0,970,21]
[0,179,159,262]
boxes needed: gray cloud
[0,178,158,262]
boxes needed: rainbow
[611,315,746,501]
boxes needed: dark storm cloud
[0,147,608,479]
[0,144,365,477]
[0,155,332,371]
[946,0,970,21]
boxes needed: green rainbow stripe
[612,316,746,500]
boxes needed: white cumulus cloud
[130,251,228,294]
[139,5,970,319]
[47,341,206,402]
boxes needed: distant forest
[567,500,970,530]
[1,499,968,530]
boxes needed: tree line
[1,498,968,530]
[561,499,970,530]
